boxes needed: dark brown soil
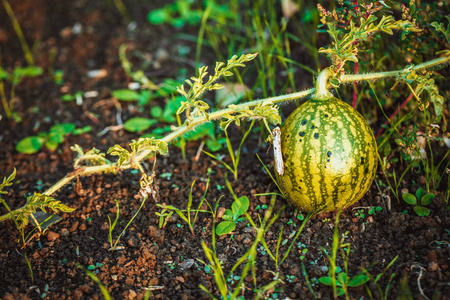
[0,1,449,299]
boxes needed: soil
[0,1,449,299]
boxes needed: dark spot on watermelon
[327,151,332,157]
[327,159,330,162]
[324,114,329,118]
[301,119,307,125]
[364,167,369,174]
[360,157,365,165]
[299,139,302,142]
[299,131,306,137]
[311,125,315,129]
[286,134,290,138]
[314,133,319,139]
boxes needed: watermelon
[275,96,377,212]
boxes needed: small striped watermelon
[275,97,377,212]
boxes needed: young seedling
[15,123,92,154]
[155,208,173,229]
[319,212,370,299]
[156,178,211,236]
[203,119,255,181]
[107,174,154,250]
[215,177,249,236]
[199,196,282,299]
[402,188,435,216]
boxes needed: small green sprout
[156,178,211,236]
[216,195,249,236]
[15,123,92,154]
[402,188,435,216]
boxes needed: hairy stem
[312,68,334,101]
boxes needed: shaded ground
[0,1,449,299]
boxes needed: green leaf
[216,220,236,235]
[14,65,43,78]
[415,188,425,201]
[45,140,59,151]
[16,136,45,154]
[123,118,157,132]
[206,138,222,152]
[318,276,333,286]
[414,206,430,216]
[150,106,163,119]
[337,273,347,285]
[420,193,435,206]
[147,8,170,25]
[73,126,92,135]
[0,69,10,79]
[183,122,215,141]
[222,209,234,221]
[348,274,370,287]
[113,89,141,101]
[61,94,75,102]
[50,123,76,136]
[138,90,152,106]
[402,193,417,205]
[231,196,249,218]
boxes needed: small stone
[179,259,194,270]
[127,289,137,299]
[428,262,439,272]
[259,195,267,204]
[79,223,87,231]
[401,188,409,194]
[419,175,427,185]
[176,276,185,283]
[242,237,251,244]
[47,231,60,241]
[217,207,226,219]
[60,228,69,236]
[69,221,79,232]
[142,247,152,260]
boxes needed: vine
[0,4,449,239]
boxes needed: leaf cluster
[216,195,249,236]
[320,13,419,74]
[176,53,258,124]
[398,70,444,120]
[16,123,92,154]
[107,137,168,167]
[71,144,111,169]
[402,188,435,216]
[220,103,281,131]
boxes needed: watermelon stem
[312,68,334,101]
